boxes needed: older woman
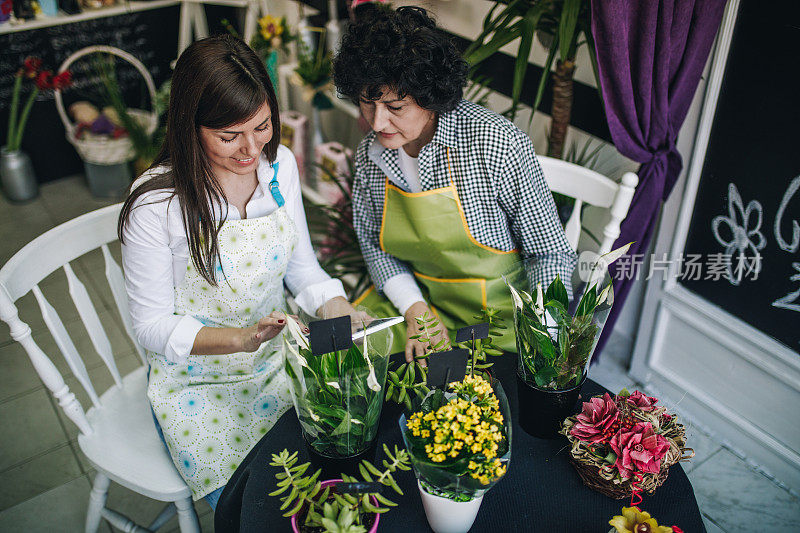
[119,35,363,507]
[333,5,576,359]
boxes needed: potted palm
[270,444,409,533]
[505,243,631,438]
[282,316,393,479]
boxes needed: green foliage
[509,274,608,390]
[385,312,447,411]
[456,307,506,377]
[284,339,388,457]
[270,445,410,533]
[295,30,333,109]
[463,0,600,121]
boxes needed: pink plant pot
[290,478,380,533]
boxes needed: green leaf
[509,16,534,117]
[576,285,597,317]
[359,464,373,482]
[531,32,559,116]
[464,21,521,66]
[531,328,556,361]
[558,0,582,61]
[534,366,558,387]
[330,413,352,436]
[545,275,569,309]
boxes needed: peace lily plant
[282,316,391,458]
[506,243,632,391]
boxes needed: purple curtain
[589,0,727,359]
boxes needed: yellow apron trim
[413,271,488,309]
[353,285,375,306]
[379,180,389,253]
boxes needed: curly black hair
[333,5,468,113]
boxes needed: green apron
[355,149,520,352]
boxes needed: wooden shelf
[0,0,180,34]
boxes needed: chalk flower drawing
[772,262,800,314]
[711,183,767,286]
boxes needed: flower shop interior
[0,0,798,532]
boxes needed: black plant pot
[516,373,586,439]
[304,437,378,480]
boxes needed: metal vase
[0,148,39,202]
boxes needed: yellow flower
[609,507,673,533]
[258,15,284,41]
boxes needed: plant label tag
[455,323,490,342]
[426,348,468,388]
[334,481,385,495]
[309,316,352,355]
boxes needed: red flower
[34,70,53,90]
[625,391,658,412]
[51,71,73,90]
[23,57,42,78]
[570,393,619,443]
[609,422,670,479]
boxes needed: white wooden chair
[0,204,200,533]
[538,155,638,256]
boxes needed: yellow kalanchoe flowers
[407,375,507,485]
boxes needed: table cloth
[215,352,705,532]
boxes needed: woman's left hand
[317,296,373,331]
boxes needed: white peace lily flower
[503,275,524,310]
[535,283,545,319]
[587,242,633,289]
[362,329,381,392]
[283,314,310,368]
[598,282,614,306]
[326,381,341,390]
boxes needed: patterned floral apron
[147,163,297,499]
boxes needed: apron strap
[269,162,285,207]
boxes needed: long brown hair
[118,34,281,285]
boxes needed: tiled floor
[0,176,797,532]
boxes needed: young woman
[119,35,363,507]
[333,5,577,359]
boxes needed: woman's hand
[403,301,450,365]
[240,311,305,353]
[317,296,373,331]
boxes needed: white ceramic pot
[417,481,484,533]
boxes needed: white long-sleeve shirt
[121,145,345,363]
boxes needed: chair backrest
[537,154,639,256]
[0,203,143,437]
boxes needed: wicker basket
[54,45,158,165]
[561,401,695,500]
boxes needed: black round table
[215,353,706,532]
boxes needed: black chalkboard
[0,6,181,182]
[682,0,800,351]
